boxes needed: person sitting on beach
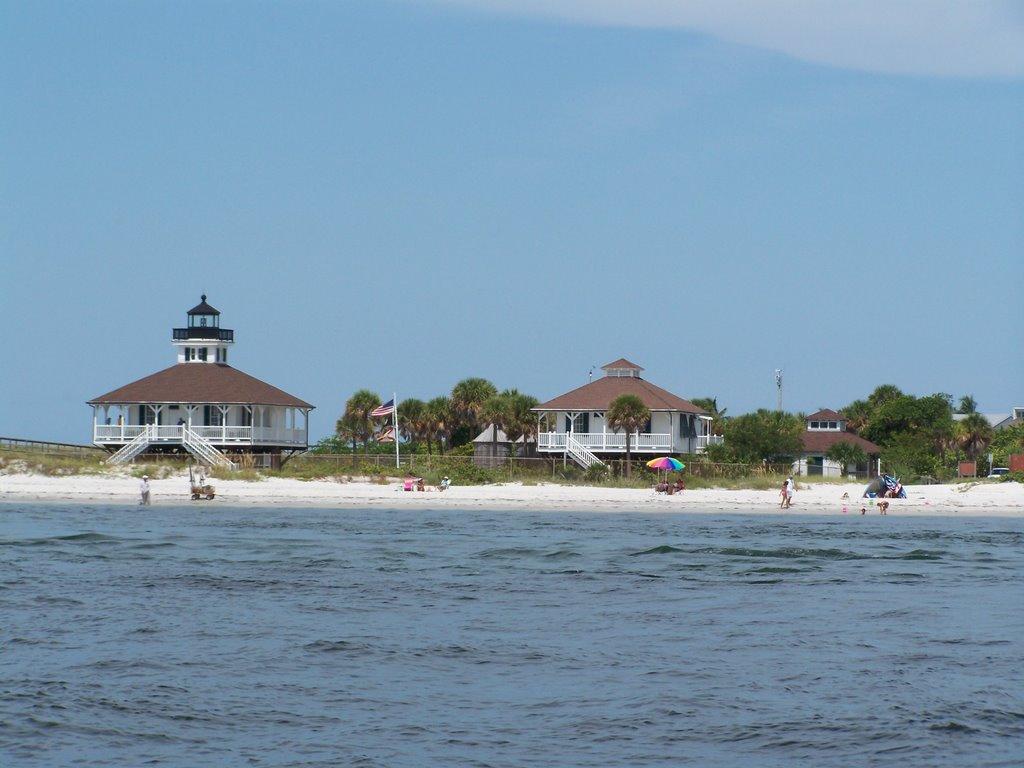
[403,475,415,492]
[654,481,669,494]
[673,479,685,493]
[416,478,425,492]
[439,476,450,491]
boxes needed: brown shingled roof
[534,376,706,414]
[800,431,880,454]
[601,358,643,371]
[807,408,843,421]
[87,364,314,408]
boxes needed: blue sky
[2,1,1021,442]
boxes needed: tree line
[323,380,1022,481]
[705,385,1020,479]
[325,378,540,457]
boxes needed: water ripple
[0,502,1021,767]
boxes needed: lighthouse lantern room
[88,296,314,466]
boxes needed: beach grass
[0,449,109,477]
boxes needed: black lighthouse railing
[172,327,234,341]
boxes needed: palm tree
[957,395,978,415]
[425,396,452,454]
[691,397,728,436]
[826,441,868,476]
[451,377,497,441]
[343,389,382,457]
[335,412,358,459]
[957,413,994,460]
[606,394,650,477]
[397,398,427,448]
[480,391,512,466]
[503,391,540,457]
[841,399,872,434]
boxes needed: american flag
[371,398,395,418]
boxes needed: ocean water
[1,503,1021,767]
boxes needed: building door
[808,456,824,476]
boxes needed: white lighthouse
[88,296,314,466]
[173,295,234,364]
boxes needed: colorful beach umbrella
[646,457,684,471]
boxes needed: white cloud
[426,0,1024,77]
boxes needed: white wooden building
[88,296,314,466]
[532,359,720,468]
[793,409,881,478]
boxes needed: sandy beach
[1,471,1021,515]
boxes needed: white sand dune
[1,471,1021,516]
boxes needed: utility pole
[775,369,783,412]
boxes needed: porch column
[601,414,607,450]
[219,406,229,442]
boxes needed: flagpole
[393,391,400,469]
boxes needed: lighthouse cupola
[172,295,235,364]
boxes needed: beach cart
[189,464,216,500]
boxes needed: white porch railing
[93,424,306,446]
[695,434,725,451]
[182,427,233,469]
[537,432,673,453]
[253,427,306,445]
[537,432,723,454]
[191,425,253,441]
[565,434,603,469]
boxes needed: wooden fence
[0,436,104,458]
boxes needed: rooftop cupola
[188,294,219,324]
[172,295,234,364]
[601,358,644,378]
[806,409,844,431]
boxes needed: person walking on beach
[779,479,788,508]
[139,475,151,506]
[782,479,798,507]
